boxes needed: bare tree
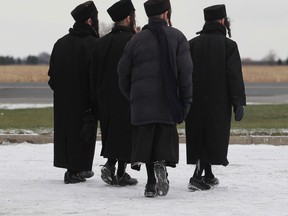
[99,22,113,37]
[262,50,277,65]
[38,52,50,64]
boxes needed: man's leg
[188,160,211,191]
[203,163,219,186]
[115,160,138,186]
[144,163,157,197]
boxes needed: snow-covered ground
[0,142,287,216]
[0,103,53,110]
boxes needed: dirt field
[242,65,288,82]
[0,65,49,82]
[0,65,288,83]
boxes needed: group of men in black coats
[48,0,246,198]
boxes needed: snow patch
[0,103,53,110]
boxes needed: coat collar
[69,22,98,37]
[148,17,167,26]
[111,25,135,34]
[197,22,226,36]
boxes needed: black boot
[77,171,94,178]
[101,162,116,185]
[188,176,211,191]
[188,160,211,191]
[144,183,157,198]
[203,176,219,187]
[114,161,138,186]
[203,164,219,187]
[115,173,138,186]
[64,171,86,184]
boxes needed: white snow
[0,142,287,216]
[0,104,53,110]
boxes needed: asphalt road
[0,82,53,104]
[0,82,288,104]
[245,82,288,104]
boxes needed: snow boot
[144,183,158,198]
[101,164,116,185]
[154,161,169,196]
[188,176,211,191]
[203,176,219,187]
[78,171,94,179]
[114,173,138,186]
[64,172,86,184]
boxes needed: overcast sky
[0,0,287,61]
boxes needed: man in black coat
[91,0,137,187]
[48,1,99,184]
[185,4,246,191]
[118,0,193,197]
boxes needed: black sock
[117,160,126,177]
[204,164,214,179]
[193,160,205,179]
[106,158,117,167]
[146,163,156,184]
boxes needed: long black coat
[92,26,135,161]
[48,23,98,171]
[185,22,246,166]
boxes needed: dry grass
[0,65,288,83]
[0,65,49,82]
[243,65,288,82]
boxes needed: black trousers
[131,123,179,169]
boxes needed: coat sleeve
[176,35,193,119]
[117,41,133,100]
[226,41,246,107]
[47,47,55,91]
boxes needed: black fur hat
[144,0,171,17]
[71,1,98,22]
[107,0,135,22]
[204,4,227,21]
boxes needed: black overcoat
[185,22,246,166]
[118,18,193,126]
[92,26,134,161]
[48,23,98,171]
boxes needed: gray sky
[0,0,287,60]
